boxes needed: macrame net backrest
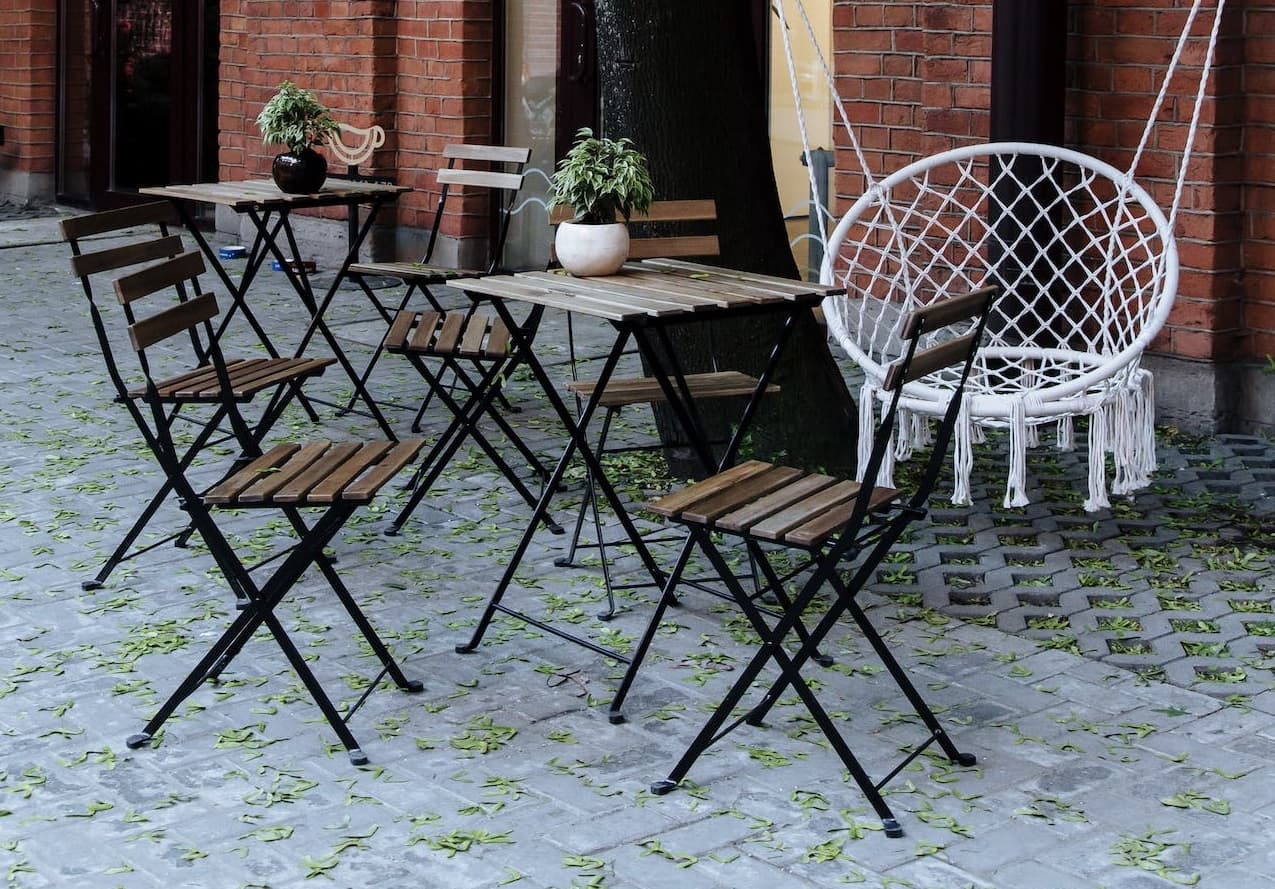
[821,142,1178,408]
[773,0,1225,510]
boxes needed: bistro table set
[62,173,995,837]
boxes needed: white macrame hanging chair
[775,0,1226,510]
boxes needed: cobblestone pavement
[2,211,1274,888]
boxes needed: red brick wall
[829,2,992,211]
[831,0,1258,365]
[219,1,496,243]
[0,0,57,199]
[1069,1,1244,362]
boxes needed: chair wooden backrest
[426,144,531,274]
[550,199,718,261]
[111,251,232,405]
[856,284,999,531]
[62,203,207,402]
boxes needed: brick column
[0,0,57,203]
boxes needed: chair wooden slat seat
[386,310,512,361]
[127,356,334,400]
[566,370,776,410]
[346,260,481,284]
[648,462,900,548]
[206,439,423,506]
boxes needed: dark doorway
[555,0,598,160]
[58,0,219,207]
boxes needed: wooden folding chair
[550,200,778,616]
[90,250,424,764]
[356,145,558,536]
[343,143,532,424]
[62,203,334,590]
[612,285,999,837]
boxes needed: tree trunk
[595,0,856,475]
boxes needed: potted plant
[550,128,655,276]
[256,81,341,194]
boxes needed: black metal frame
[105,280,420,765]
[168,189,403,439]
[384,302,562,536]
[612,290,998,837]
[454,291,820,662]
[64,206,322,590]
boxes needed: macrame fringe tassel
[856,381,876,483]
[908,410,934,449]
[1084,403,1112,511]
[1057,415,1075,451]
[1112,371,1157,496]
[951,400,974,506]
[1004,398,1031,508]
[894,408,915,462]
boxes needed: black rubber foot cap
[383,526,401,537]
[126,733,151,750]
[547,522,565,535]
[403,679,425,693]
[348,748,369,766]
[554,557,575,568]
[608,711,626,725]
[596,611,616,622]
[81,579,103,591]
[745,715,766,728]
[455,643,475,654]
[956,752,977,767]
[882,818,904,838]
[813,653,835,667]
[650,780,677,796]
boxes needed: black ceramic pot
[271,148,327,194]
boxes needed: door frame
[61,0,216,208]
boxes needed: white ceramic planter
[555,221,630,276]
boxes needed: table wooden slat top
[139,179,411,212]
[450,260,845,323]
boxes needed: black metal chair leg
[338,280,419,416]
[842,592,975,768]
[607,533,697,723]
[279,506,424,695]
[744,540,835,670]
[387,352,560,535]
[653,530,906,837]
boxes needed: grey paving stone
[9,213,1275,888]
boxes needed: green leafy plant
[550,128,655,224]
[255,81,340,154]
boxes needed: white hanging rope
[773,0,830,249]
[774,0,882,259]
[1167,0,1226,231]
[776,0,1224,230]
